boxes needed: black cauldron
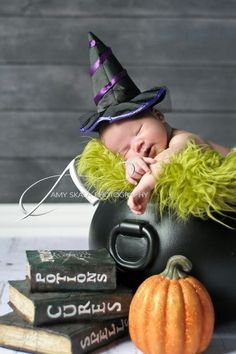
[89,199,236,323]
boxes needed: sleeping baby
[99,107,231,215]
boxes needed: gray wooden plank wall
[0,1,235,202]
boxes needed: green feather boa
[76,139,236,225]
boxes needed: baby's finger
[127,198,135,212]
[127,166,145,179]
[142,157,156,164]
[127,198,144,214]
[129,192,143,208]
[126,168,142,182]
[126,161,135,176]
[127,199,142,214]
[126,175,138,185]
[136,159,151,173]
[131,166,146,176]
[126,161,145,177]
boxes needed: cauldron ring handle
[108,219,157,270]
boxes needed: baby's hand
[125,156,156,185]
[127,183,152,215]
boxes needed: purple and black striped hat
[80,32,168,133]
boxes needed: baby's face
[101,109,169,160]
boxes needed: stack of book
[0,248,133,354]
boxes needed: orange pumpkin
[128,255,215,354]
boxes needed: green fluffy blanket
[76,139,236,226]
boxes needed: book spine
[34,293,133,325]
[72,317,128,354]
[29,265,116,292]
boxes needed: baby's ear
[152,107,165,122]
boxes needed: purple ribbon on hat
[80,87,167,132]
[90,48,112,76]
[94,69,127,105]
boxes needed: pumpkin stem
[160,255,192,280]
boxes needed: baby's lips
[143,144,153,157]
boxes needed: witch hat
[80,32,167,133]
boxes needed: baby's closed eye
[136,125,143,135]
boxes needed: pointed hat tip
[88,32,96,41]
[88,32,108,50]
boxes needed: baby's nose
[133,139,144,154]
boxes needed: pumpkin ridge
[185,277,215,353]
[165,280,184,354]
[184,278,204,353]
[180,279,204,354]
[163,280,170,354]
[132,278,152,350]
[178,279,187,354]
[144,279,158,354]
[148,278,169,354]
[131,276,165,353]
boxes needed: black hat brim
[80,86,168,133]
